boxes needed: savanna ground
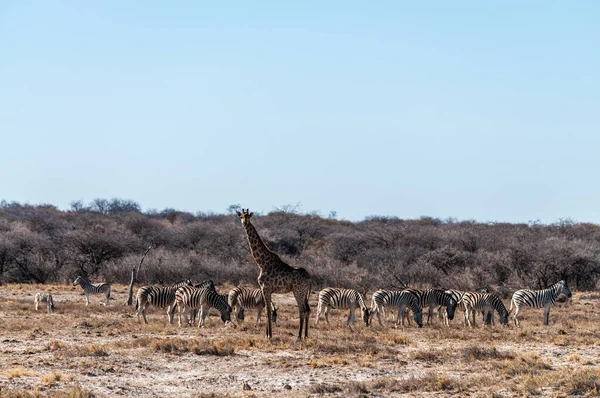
[1,284,599,398]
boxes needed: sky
[1,1,599,223]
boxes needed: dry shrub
[6,367,36,379]
[150,338,235,356]
[47,340,66,351]
[40,371,63,387]
[371,372,458,393]
[561,369,600,396]
[408,348,450,363]
[0,389,43,398]
[308,383,343,394]
[460,345,514,361]
[500,354,552,376]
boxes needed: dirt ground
[1,284,599,397]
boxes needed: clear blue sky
[1,1,599,222]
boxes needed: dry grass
[1,285,599,397]
[6,367,36,379]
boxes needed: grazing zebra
[228,287,278,325]
[370,290,423,328]
[72,276,111,305]
[441,287,489,325]
[401,288,457,326]
[461,292,509,327]
[135,279,193,324]
[510,280,572,326]
[34,292,54,313]
[171,286,235,328]
[315,288,370,327]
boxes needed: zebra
[315,288,370,327]
[228,287,278,325]
[72,276,111,305]
[370,289,423,328]
[135,279,193,324]
[461,292,509,327]
[171,285,235,328]
[401,288,457,326]
[34,292,54,313]
[441,287,489,325]
[510,280,572,326]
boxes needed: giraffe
[236,208,311,340]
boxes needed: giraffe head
[236,208,253,226]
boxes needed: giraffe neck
[242,221,279,269]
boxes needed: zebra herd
[33,277,573,329]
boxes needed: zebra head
[362,307,371,327]
[558,280,572,299]
[221,304,235,327]
[445,295,458,321]
[413,308,423,328]
[72,276,84,286]
[236,307,245,321]
[499,308,510,326]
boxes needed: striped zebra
[462,292,509,327]
[510,280,572,326]
[441,287,489,325]
[191,291,231,325]
[135,279,193,324]
[72,276,111,305]
[401,288,457,326]
[228,287,278,325]
[315,288,370,327]
[370,289,423,328]
[171,286,235,328]
[34,292,54,313]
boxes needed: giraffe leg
[263,290,273,339]
[293,288,310,340]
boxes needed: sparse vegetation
[0,285,599,396]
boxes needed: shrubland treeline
[1,199,599,296]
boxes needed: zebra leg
[256,307,262,326]
[347,307,353,326]
[198,305,208,328]
[35,300,39,311]
[324,306,330,324]
[512,303,521,327]
[375,307,383,327]
[177,303,184,327]
[465,307,473,327]
[427,306,434,325]
[315,303,322,324]
[405,308,412,326]
[85,292,90,306]
[544,304,551,326]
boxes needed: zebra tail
[135,297,139,311]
